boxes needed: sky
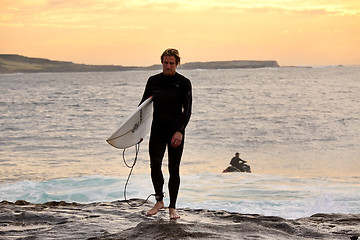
[1,0,360,66]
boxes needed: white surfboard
[107,96,153,149]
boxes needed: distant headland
[0,54,279,74]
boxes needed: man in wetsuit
[230,152,247,171]
[139,48,192,219]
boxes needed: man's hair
[161,48,181,65]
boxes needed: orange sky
[1,0,359,66]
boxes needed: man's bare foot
[147,201,164,216]
[169,208,180,219]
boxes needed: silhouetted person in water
[230,152,247,170]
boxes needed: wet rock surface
[0,200,359,240]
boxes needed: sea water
[0,67,359,219]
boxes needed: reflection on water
[0,67,359,183]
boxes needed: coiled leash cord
[122,143,155,207]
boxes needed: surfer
[139,48,192,219]
[230,152,247,170]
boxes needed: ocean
[0,66,359,219]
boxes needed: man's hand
[171,132,183,148]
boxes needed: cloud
[1,0,359,30]
[239,6,360,16]
[203,1,360,16]
[120,0,360,16]
[0,21,146,30]
[0,0,148,30]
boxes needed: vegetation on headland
[0,54,279,74]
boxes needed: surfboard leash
[122,143,155,207]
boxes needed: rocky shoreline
[0,200,358,239]
[0,54,279,74]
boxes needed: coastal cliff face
[0,54,279,74]
[0,54,134,74]
[179,60,279,69]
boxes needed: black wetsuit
[140,72,192,208]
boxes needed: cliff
[179,60,279,69]
[0,54,279,74]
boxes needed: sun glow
[1,0,359,66]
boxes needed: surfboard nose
[106,96,153,149]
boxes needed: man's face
[162,56,177,76]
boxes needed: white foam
[1,173,358,219]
